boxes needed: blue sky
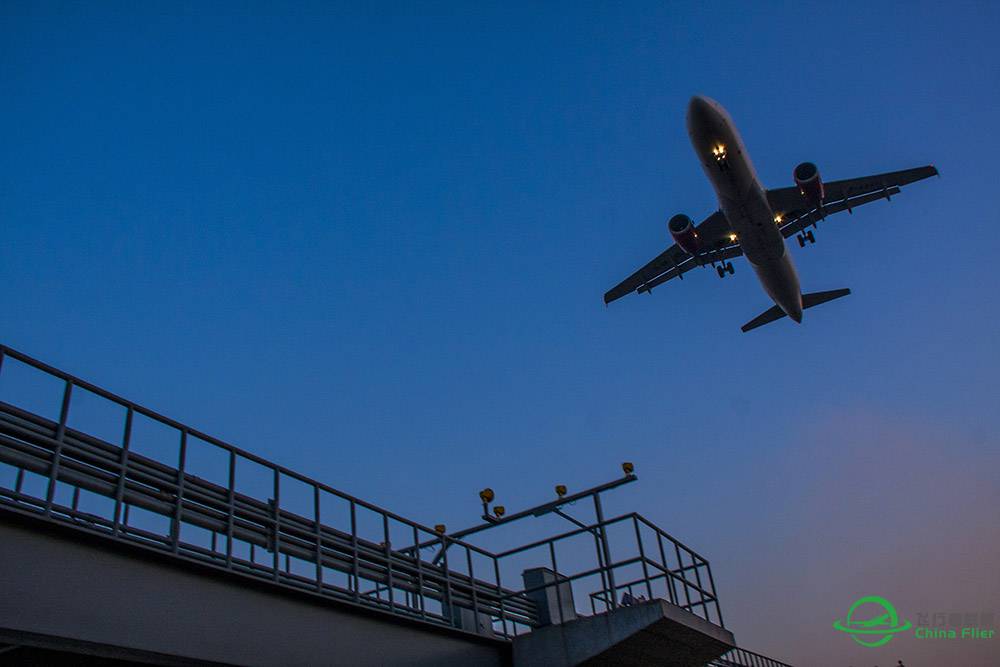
[2,2,998,664]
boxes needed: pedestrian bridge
[0,344,791,666]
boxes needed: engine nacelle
[668,214,700,255]
[794,161,824,207]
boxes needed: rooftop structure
[0,344,791,666]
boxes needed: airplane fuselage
[686,96,804,322]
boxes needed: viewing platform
[0,344,791,666]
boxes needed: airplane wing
[767,165,938,238]
[603,210,740,304]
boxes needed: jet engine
[794,161,824,207]
[668,214,700,255]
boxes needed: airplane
[603,95,938,332]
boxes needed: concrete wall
[512,599,734,667]
[0,513,510,666]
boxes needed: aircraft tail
[801,288,851,309]
[740,305,786,333]
[740,288,851,333]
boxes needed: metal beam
[449,474,637,542]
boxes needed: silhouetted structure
[0,344,791,666]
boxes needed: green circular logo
[833,596,913,647]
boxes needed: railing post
[691,553,706,618]
[44,380,74,515]
[632,516,654,600]
[350,501,359,602]
[706,559,724,627]
[112,407,133,536]
[593,493,616,608]
[171,429,188,553]
[674,542,692,610]
[226,451,236,568]
[272,469,281,582]
[466,546,480,632]
[314,485,323,592]
[493,556,506,636]
[413,526,427,619]
[441,536,454,626]
[548,541,564,624]
[0,346,15,494]
[591,525,609,609]
[383,513,394,609]
[656,532,676,604]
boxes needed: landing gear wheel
[797,234,805,248]
[717,265,726,278]
[805,230,816,244]
[726,262,735,275]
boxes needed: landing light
[712,144,727,161]
[728,233,737,243]
[774,213,783,224]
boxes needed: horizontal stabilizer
[741,305,786,333]
[741,288,851,333]
[802,288,851,309]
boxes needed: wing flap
[636,244,743,295]
[768,164,937,227]
[778,186,900,239]
[824,165,938,201]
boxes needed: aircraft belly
[722,189,783,265]
[750,252,802,318]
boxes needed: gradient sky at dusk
[2,2,999,665]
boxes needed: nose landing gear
[716,262,735,278]
[796,230,816,247]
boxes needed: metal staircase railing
[708,646,795,667]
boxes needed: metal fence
[493,511,723,628]
[0,344,534,638]
[0,343,793,665]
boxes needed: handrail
[0,342,736,645]
[710,647,795,667]
[0,345,475,546]
[0,345,539,638]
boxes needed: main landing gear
[716,262,735,278]
[796,230,816,247]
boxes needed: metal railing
[0,343,796,666]
[710,647,795,667]
[0,344,535,639]
[494,512,723,628]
